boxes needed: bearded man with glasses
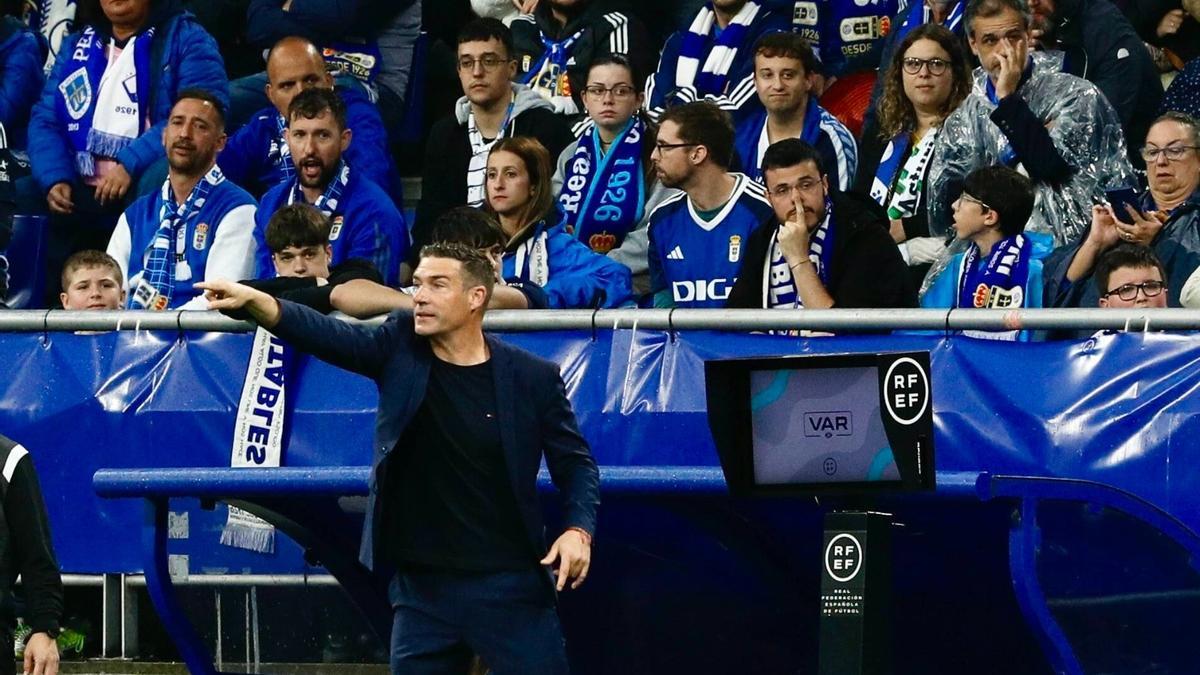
[1048,111,1200,312]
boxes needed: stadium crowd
[2,0,1200,326]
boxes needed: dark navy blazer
[270,300,601,571]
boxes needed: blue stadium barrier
[0,324,1197,672]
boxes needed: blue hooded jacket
[501,215,633,309]
[256,168,408,286]
[0,17,46,149]
[28,4,228,192]
[219,85,400,201]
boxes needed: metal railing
[3,307,1200,333]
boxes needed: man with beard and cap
[219,36,399,201]
[255,88,408,286]
[726,138,915,311]
[106,90,258,310]
[1025,0,1162,167]
[926,0,1134,252]
[510,0,654,116]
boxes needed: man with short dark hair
[928,0,1134,247]
[414,18,574,251]
[107,90,258,310]
[645,0,791,124]
[733,33,857,189]
[219,36,399,200]
[923,165,1044,338]
[1095,244,1169,309]
[647,101,775,308]
[727,139,914,310]
[511,0,654,116]
[198,241,599,675]
[255,88,408,286]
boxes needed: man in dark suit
[199,242,599,675]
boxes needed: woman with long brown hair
[853,23,971,287]
[484,136,633,308]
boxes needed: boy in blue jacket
[254,88,408,286]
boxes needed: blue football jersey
[648,174,775,308]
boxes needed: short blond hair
[61,250,122,291]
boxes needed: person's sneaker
[56,627,85,656]
[12,618,30,658]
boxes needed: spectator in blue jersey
[927,0,1134,249]
[27,0,227,306]
[239,203,385,315]
[255,88,408,286]
[553,55,677,296]
[240,0,420,133]
[327,207,556,317]
[1096,244,1168,310]
[511,0,654,117]
[855,24,971,291]
[483,136,632,308]
[727,139,915,310]
[647,101,774,308]
[219,36,399,201]
[733,33,857,190]
[923,165,1043,339]
[1026,0,1163,168]
[645,0,791,125]
[414,18,574,253]
[1047,112,1200,311]
[106,90,258,311]
[0,10,46,150]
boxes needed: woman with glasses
[552,56,675,295]
[485,136,633,308]
[1047,111,1200,312]
[853,24,971,289]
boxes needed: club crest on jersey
[728,235,742,263]
[193,223,209,251]
[59,67,92,121]
[330,216,344,241]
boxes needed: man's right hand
[195,280,282,328]
[47,183,73,215]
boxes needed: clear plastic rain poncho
[922,51,1136,295]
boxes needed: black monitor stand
[818,511,892,675]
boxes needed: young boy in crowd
[59,250,125,310]
[1096,244,1169,309]
[923,164,1042,339]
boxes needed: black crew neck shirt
[385,356,533,571]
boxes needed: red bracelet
[566,526,592,546]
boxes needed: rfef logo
[883,357,929,425]
[824,533,863,582]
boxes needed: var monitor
[705,352,935,496]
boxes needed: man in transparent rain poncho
[923,0,1135,292]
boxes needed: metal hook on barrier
[667,308,677,341]
[39,309,51,345]
[589,306,601,342]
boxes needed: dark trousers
[388,566,569,675]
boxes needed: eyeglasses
[1139,144,1200,162]
[1103,280,1166,301]
[456,55,511,72]
[653,142,698,153]
[954,192,991,212]
[584,84,636,99]
[901,57,950,76]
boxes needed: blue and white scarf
[763,194,834,309]
[522,27,586,97]
[869,128,937,220]
[269,113,295,185]
[129,165,223,310]
[892,0,964,45]
[57,25,154,177]
[288,160,350,218]
[677,1,760,97]
[510,222,551,287]
[558,116,646,253]
[956,233,1031,310]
